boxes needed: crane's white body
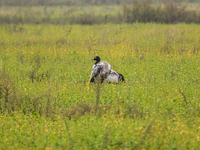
[104,69,120,83]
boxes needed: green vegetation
[0,1,200,24]
[0,1,200,149]
[123,1,200,24]
[0,0,131,6]
[0,23,200,149]
[0,0,199,6]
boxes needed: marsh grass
[0,1,200,24]
[0,23,200,149]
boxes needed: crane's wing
[90,64,103,79]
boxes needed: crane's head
[90,56,100,63]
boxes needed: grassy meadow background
[0,2,200,149]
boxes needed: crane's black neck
[94,56,100,64]
[95,60,100,65]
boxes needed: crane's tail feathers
[119,74,125,83]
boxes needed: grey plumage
[104,69,125,84]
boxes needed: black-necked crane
[90,56,125,84]
[104,69,125,84]
[90,56,111,83]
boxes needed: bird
[90,56,111,83]
[104,69,125,84]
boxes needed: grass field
[0,5,121,24]
[1,2,200,24]
[0,23,200,149]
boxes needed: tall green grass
[0,1,200,24]
[0,23,200,149]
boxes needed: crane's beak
[90,59,94,61]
